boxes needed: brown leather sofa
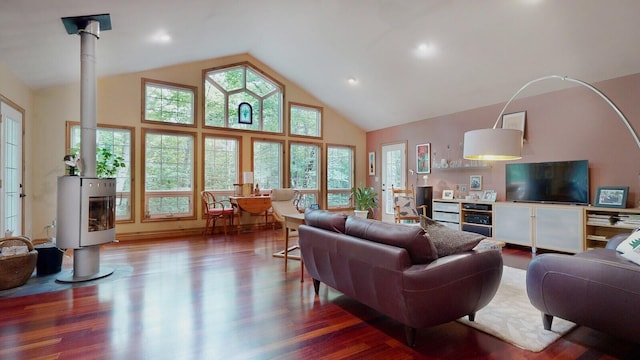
[526,233,640,343]
[298,209,503,346]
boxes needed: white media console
[433,199,640,253]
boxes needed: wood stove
[57,176,116,248]
[56,176,115,282]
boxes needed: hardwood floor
[1,229,638,359]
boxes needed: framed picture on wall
[502,111,526,140]
[470,175,482,191]
[416,143,431,174]
[368,152,376,175]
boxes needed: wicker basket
[0,236,38,290]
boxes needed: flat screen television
[505,160,589,205]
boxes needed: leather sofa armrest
[526,251,640,342]
[527,252,640,314]
[400,250,503,328]
[403,250,502,290]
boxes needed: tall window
[143,130,195,220]
[327,145,354,209]
[289,103,322,138]
[253,139,283,190]
[290,142,321,207]
[143,78,196,126]
[68,123,133,222]
[203,63,283,133]
[203,135,240,197]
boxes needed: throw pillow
[395,195,418,217]
[420,215,485,257]
[473,239,504,252]
[616,229,640,265]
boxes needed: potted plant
[96,147,126,178]
[351,185,378,219]
[66,147,126,178]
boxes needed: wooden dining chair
[201,191,236,235]
[391,185,427,223]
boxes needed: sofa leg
[468,313,475,322]
[404,326,416,347]
[542,313,553,330]
[312,278,320,295]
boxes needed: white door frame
[381,142,407,223]
[0,100,24,236]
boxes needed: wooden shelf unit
[460,202,493,237]
[432,199,461,230]
[584,207,640,249]
[432,199,494,237]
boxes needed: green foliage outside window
[145,133,194,217]
[290,144,318,189]
[253,141,282,189]
[204,64,282,132]
[204,137,238,191]
[144,82,194,125]
[290,104,321,137]
[327,146,353,208]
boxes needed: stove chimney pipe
[79,20,99,177]
[59,14,113,283]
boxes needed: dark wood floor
[1,228,638,359]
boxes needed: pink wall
[367,73,640,208]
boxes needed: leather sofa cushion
[345,216,437,264]
[304,208,347,233]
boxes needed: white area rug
[457,266,575,352]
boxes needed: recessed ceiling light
[151,30,171,44]
[347,77,359,85]
[414,42,436,58]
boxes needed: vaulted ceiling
[1,0,639,131]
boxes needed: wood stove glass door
[0,101,23,236]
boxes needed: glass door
[381,142,406,223]
[0,100,24,236]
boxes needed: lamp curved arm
[491,75,640,151]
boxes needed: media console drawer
[433,211,460,223]
[433,202,459,212]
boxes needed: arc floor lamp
[463,75,640,160]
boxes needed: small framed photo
[502,111,526,139]
[368,152,376,175]
[442,190,454,200]
[594,186,629,208]
[469,191,483,200]
[470,175,482,191]
[416,143,431,174]
[482,190,497,202]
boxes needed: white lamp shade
[463,128,523,160]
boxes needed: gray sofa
[298,209,503,346]
[526,233,640,343]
